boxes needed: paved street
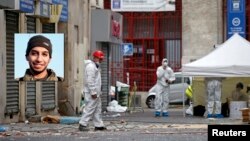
[0,106,247,141]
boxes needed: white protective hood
[182,33,250,77]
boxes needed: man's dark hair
[236,82,244,89]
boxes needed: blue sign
[112,0,121,9]
[20,0,34,13]
[40,2,50,18]
[227,0,245,39]
[122,43,133,56]
[52,0,68,22]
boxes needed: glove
[91,92,98,99]
[91,94,97,99]
[166,79,173,84]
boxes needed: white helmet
[162,58,168,67]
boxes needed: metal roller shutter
[26,16,36,33]
[101,44,110,109]
[25,16,36,118]
[26,81,36,117]
[41,82,56,110]
[5,11,19,116]
[41,23,56,111]
[42,23,55,33]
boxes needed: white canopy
[181,33,250,77]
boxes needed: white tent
[180,33,250,116]
[181,33,250,77]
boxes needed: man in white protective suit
[205,77,224,118]
[79,50,107,131]
[154,58,175,117]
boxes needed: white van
[145,72,192,108]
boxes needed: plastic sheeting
[106,100,127,112]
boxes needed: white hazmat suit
[79,60,104,127]
[154,58,175,117]
[205,77,224,118]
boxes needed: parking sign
[122,43,133,56]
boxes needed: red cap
[93,50,104,60]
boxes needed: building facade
[0,0,90,123]
[105,0,250,92]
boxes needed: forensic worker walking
[79,50,107,131]
[154,58,175,117]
